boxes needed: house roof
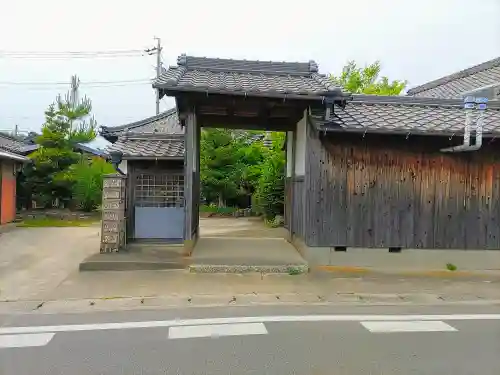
[100,108,183,141]
[406,57,500,98]
[74,142,108,157]
[0,133,26,153]
[310,95,500,137]
[106,134,184,159]
[101,109,184,160]
[153,54,347,100]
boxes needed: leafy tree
[200,129,245,206]
[330,60,407,95]
[200,129,272,208]
[58,156,115,211]
[254,132,286,219]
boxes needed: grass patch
[446,263,458,271]
[287,266,304,275]
[200,205,238,215]
[17,217,99,228]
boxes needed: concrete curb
[2,294,500,315]
[188,264,309,274]
[313,265,500,280]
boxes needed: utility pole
[145,37,162,115]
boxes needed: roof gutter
[158,85,351,102]
[441,96,488,153]
[0,150,30,162]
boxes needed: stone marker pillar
[100,174,127,253]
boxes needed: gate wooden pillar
[183,110,200,255]
[100,174,127,252]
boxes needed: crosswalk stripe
[168,323,268,339]
[0,333,55,348]
[361,320,458,333]
[0,314,497,335]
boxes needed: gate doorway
[152,54,347,261]
[133,171,184,242]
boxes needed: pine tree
[24,75,97,208]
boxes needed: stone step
[79,252,189,272]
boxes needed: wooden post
[183,110,196,255]
[100,174,127,252]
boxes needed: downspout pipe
[441,96,488,153]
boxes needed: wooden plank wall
[305,127,500,249]
[291,177,305,239]
[284,177,291,229]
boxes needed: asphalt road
[1,304,500,374]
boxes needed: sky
[1,0,499,138]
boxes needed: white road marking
[0,314,498,335]
[361,320,458,333]
[0,333,55,348]
[168,323,268,339]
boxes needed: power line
[0,49,144,56]
[0,79,151,85]
[1,49,144,54]
[0,78,151,89]
[0,49,148,59]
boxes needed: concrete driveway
[0,225,100,301]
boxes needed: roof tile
[407,57,500,98]
[100,108,183,139]
[154,54,344,98]
[0,134,25,153]
[312,95,500,136]
[106,134,184,159]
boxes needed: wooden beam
[197,114,297,131]
[183,92,312,111]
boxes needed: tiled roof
[106,134,184,159]
[0,133,25,153]
[407,57,500,98]
[101,108,184,159]
[153,54,346,100]
[311,95,500,136]
[100,108,183,140]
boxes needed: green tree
[23,75,97,208]
[330,60,407,95]
[254,132,286,219]
[200,129,272,208]
[200,129,246,206]
[58,156,115,211]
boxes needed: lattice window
[135,173,184,207]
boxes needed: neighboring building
[0,134,29,224]
[19,132,108,158]
[407,56,500,100]
[100,109,185,243]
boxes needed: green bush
[58,156,115,212]
[254,133,285,219]
[200,204,238,215]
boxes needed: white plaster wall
[294,112,307,176]
[286,131,293,177]
[118,160,128,175]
